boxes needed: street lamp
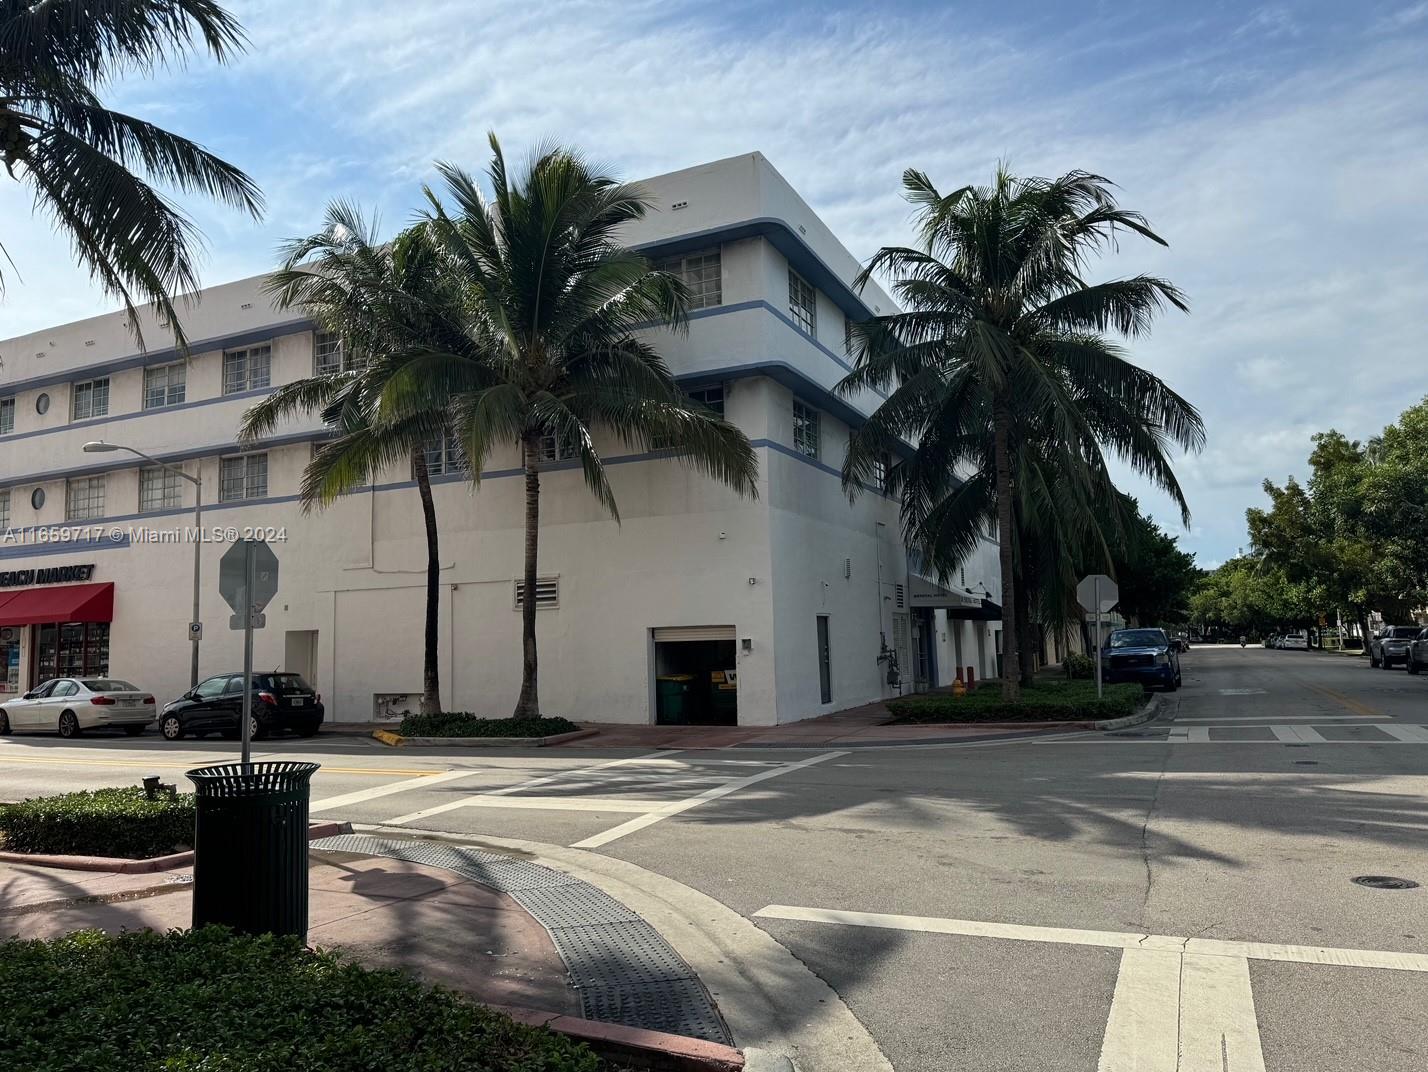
[83,441,203,688]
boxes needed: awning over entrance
[0,582,114,627]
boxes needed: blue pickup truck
[1102,627,1183,692]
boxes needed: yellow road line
[0,754,448,777]
[1303,681,1379,717]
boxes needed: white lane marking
[384,750,679,825]
[429,795,672,813]
[1379,724,1428,743]
[1098,948,1181,1072]
[1218,688,1268,695]
[1270,724,1325,742]
[1178,953,1266,1072]
[751,905,1428,972]
[571,750,848,849]
[310,768,476,813]
[1174,716,1367,723]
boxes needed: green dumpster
[656,674,693,724]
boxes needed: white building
[0,152,1002,727]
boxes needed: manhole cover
[1352,875,1420,890]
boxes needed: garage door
[651,625,736,642]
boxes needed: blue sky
[3,0,1426,566]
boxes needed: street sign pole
[240,539,255,773]
[1094,576,1103,700]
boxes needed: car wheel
[0,709,9,735]
[57,711,81,738]
[1409,659,1420,676]
[1165,677,1179,692]
[122,724,146,737]
[249,714,268,741]
[1370,652,1379,667]
[1382,656,1393,670]
[161,714,184,740]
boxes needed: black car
[160,672,324,741]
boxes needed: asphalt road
[4,645,1427,1071]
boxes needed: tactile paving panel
[311,835,732,1044]
[513,885,643,927]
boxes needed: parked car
[1369,626,1420,669]
[1281,631,1309,650]
[0,678,156,738]
[159,672,324,741]
[1170,634,1190,653]
[1263,635,1278,648]
[1406,628,1428,675]
[1102,627,1182,691]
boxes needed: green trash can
[186,761,320,941]
[656,674,693,724]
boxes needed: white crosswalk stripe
[1045,723,1428,745]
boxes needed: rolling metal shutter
[651,625,737,642]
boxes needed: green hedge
[397,712,581,738]
[0,927,616,1072]
[887,680,1145,723]
[1063,652,1096,679]
[0,787,195,859]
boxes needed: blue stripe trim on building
[0,385,277,444]
[0,535,132,561]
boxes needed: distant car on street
[0,678,156,738]
[1102,628,1182,691]
[1281,631,1309,650]
[1406,628,1428,675]
[159,672,324,741]
[1263,635,1278,648]
[1369,626,1420,669]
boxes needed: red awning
[0,582,114,627]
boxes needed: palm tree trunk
[413,450,442,716]
[1016,559,1036,687]
[993,408,1021,701]
[513,435,542,719]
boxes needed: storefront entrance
[651,625,738,726]
[0,627,20,696]
[32,621,111,680]
[0,579,115,693]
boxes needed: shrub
[0,787,195,859]
[0,927,614,1072]
[886,679,1145,723]
[397,711,582,738]
[1063,651,1095,679]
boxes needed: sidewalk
[0,853,576,1015]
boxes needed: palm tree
[384,136,760,719]
[239,210,458,715]
[841,168,1204,700]
[1,0,263,347]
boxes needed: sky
[2,0,1426,566]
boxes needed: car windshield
[255,674,313,693]
[81,679,138,692]
[1110,630,1167,649]
[1385,627,1420,639]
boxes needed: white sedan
[0,678,157,738]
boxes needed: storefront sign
[0,564,96,588]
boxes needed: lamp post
[83,441,203,688]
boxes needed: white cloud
[1,1,1425,565]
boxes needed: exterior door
[11,679,54,727]
[816,616,832,704]
[44,679,79,729]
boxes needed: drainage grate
[310,834,732,1044]
[1352,875,1420,890]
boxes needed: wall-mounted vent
[844,557,852,579]
[240,302,253,310]
[84,340,95,347]
[895,584,905,609]
[514,576,560,609]
[671,200,689,210]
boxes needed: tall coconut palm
[238,210,459,715]
[841,168,1204,700]
[384,137,760,719]
[1,0,263,347]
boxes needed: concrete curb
[0,821,351,873]
[490,1004,743,1071]
[371,728,600,748]
[1094,692,1161,730]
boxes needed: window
[143,363,186,409]
[219,453,267,502]
[658,247,722,309]
[66,475,106,520]
[314,331,359,375]
[419,433,465,477]
[539,432,577,462]
[0,489,9,529]
[0,397,13,434]
[789,269,816,336]
[223,344,271,394]
[687,386,725,418]
[71,377,110,420]
[513,576,559,609]
[792,399,820,459]
[872,451,891,492]
[139,466,182,512]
